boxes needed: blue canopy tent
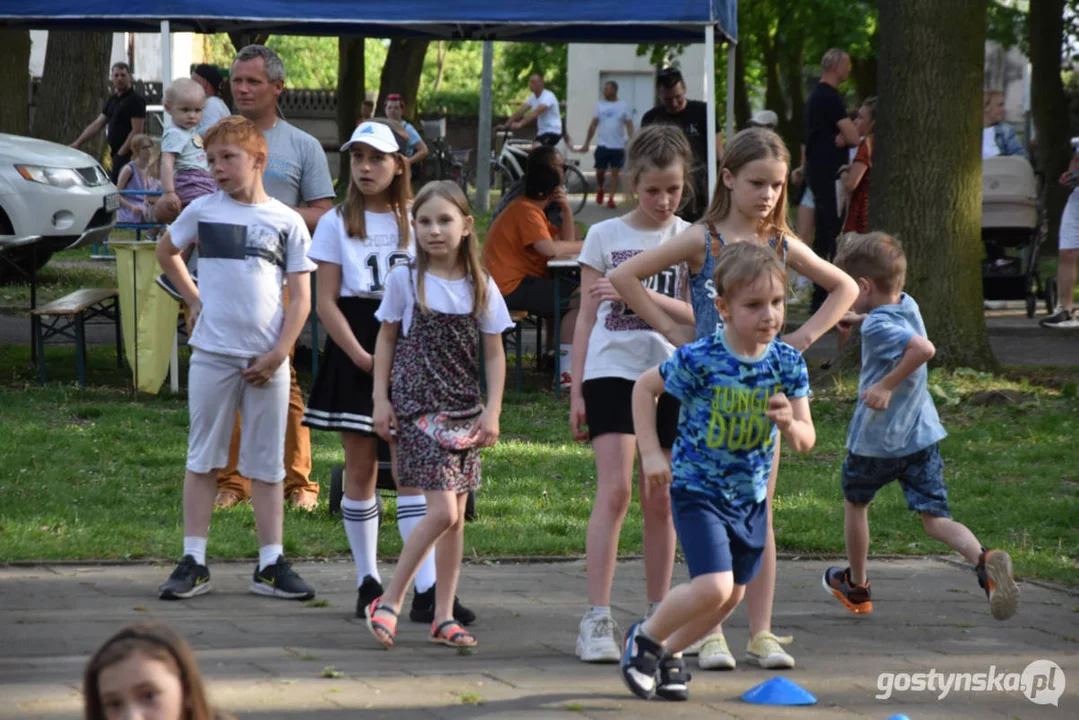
[1,1,738,197]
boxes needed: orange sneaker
[822,566,873,614]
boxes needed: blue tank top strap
[767,233,790,265]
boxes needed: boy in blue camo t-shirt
[823,232,1018,622]
[619,243,816,702]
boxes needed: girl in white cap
[303,121,476,627]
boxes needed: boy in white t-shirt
[574,81,635,208]
[155,116,318,602]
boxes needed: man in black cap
[191,64,231,135]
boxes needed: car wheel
[0,246,53,285]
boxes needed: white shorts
[186,349,290,483]
[1060,191,1079,251]
[801,186,815,209]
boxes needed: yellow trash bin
[112,241,180,394]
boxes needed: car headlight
[15,165,84,189]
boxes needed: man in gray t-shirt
[213,44,335,511]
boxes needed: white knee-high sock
[396,495,436,593]
[341,495,380,586]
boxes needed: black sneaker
[656,653,691,701]
[356,574,383,618]
[250,555,315,600]
[822,566,873,614]
[409,583,477,626]
[1040,306,1079,329]
[155,270,197,303]
[976,550,1020,620]
[158,555,211,600]
[619,620,664,700]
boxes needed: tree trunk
[376,39,430,121]
[433,41,448,93]
[0,30,31,136]
[872,0,996,370]
[779,33,805,153]
[851,51,878,101]
[32,31,111,162]
[1029,0,1071,255]
[337,36,366,183]
[733,41,750,131]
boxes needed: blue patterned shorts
[840,443,950,517]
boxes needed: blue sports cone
[886,716,912,720]
[741,676,818,705]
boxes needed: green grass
[0,343,1075,586]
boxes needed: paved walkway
[2,558,1075,719]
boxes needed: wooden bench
[31,288,122,387]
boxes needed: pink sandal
[365,597,398,649]
[430,619,477,648]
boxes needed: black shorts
[503,275,575,318]
[594,146,625,170]
[582,377,680,448]
[535,132,562,147]
[303,296,380,435]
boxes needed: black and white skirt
[303,296,382,435]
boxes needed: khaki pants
[214,285,317,500]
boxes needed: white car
[0,133,119,281]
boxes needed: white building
[563,43,708,167]
[29,31,201,83]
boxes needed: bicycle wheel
[563,165,588,216]
[466,162,514,209]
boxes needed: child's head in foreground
[712,242,788,349]
[201,116,269,195]
[834,231,907,313]
[84,623,220,720]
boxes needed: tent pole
[705,25,716,198]
[476,40,495,213]
[161,21,172,91]
[726,39,736,150]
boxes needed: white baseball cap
[341,121,400,153]
[750,109,779,128]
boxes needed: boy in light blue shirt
[824,232,1018,621]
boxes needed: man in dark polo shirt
[792,48,859,310]
[72,62,147,183]
[641,66,723,222]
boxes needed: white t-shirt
[307,209,413,299]
[168,191,316,357]
[982,127,1001,159]
[578,215,690,382]
[527,89,562,137]
[196,96,231,136]
[375,266,514,337]
[595,99,633,149]
[161,126,209,173]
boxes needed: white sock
[644,601,659,619]
[397,495,436,593]
[588,605,611,618]
[258,544,283,571]
[342,495,381,586]
[559,344,573,378]
[183,537,207,567]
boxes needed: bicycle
[466,131,588,215]
[426,136,470,192]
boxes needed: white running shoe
[576,612,621,663]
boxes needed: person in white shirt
[191,64,231,136]
[574,81,635,209]
[502,73,564,147]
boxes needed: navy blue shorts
[841,443,951,517]
[670,486,767,585]
[535,133,562,147]
[594,146,625,170]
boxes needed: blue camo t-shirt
[659,331,810,505]
[847,293,946,458]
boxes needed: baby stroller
[981,156,1056,317]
